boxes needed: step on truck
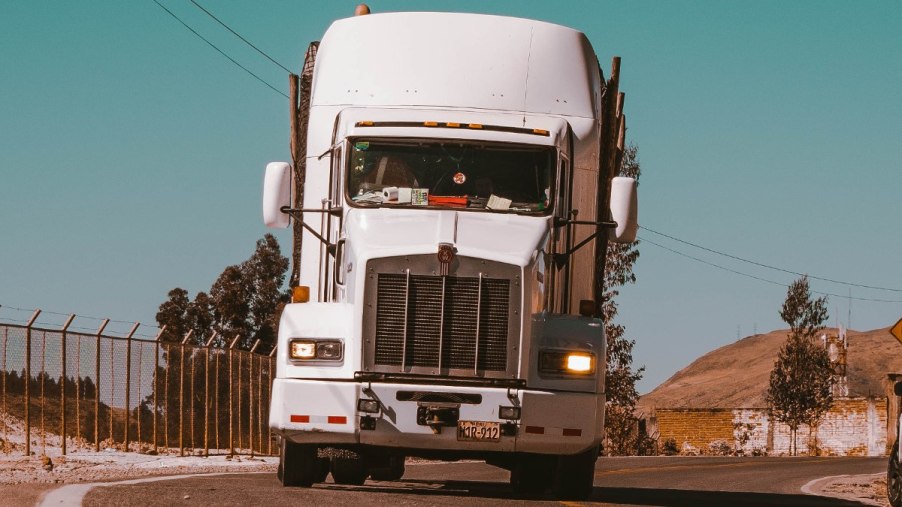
[262,9,638,500]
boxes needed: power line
[188,0,292,74]
[640,226,902,293]
[639,236,902,303]
[151,0,288,99]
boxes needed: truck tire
[314,457,330,483]
[551,445,598,501]
[369,455,405,481]
[509,454,552,497]
[280,440,318,487]
[331,457,367,485]
[889,440,902,507]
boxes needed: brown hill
[638,327,902,410]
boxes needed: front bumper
[269,378,601,455]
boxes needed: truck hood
[344,208,548,267]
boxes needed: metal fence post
[190,344,195,452]
[214,349,220,452]
[249,340,260,456]
[75,333,81,450]
[238,350,243,452]
[136,338,143,445]
[179,330,192,457]
[123,323,139,452]
[94,319,109,452]
[268,347,276,456]
[153,325,166,453]
[256,354,263,454]
[24,310,41,456]
[204,332,216,457]
[60,315,75,455]
[2,326,7,451]
[40,330,46,454]
[228,335,239,455]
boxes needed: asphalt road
[82,456,885,507]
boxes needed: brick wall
[650,397,886,456]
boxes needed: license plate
[457,420,501,442]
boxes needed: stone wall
[648,397,886,456]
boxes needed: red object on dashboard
[428,195,468,206]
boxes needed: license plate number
[457,420,500,442]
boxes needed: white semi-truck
[262,11,638,499]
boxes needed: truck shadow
[349,480,872,506]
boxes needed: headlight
[288,339,343,361]
[539,350,595,375]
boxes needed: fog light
[539,350,595,375]
[566,353,593,373]
[499,406,521,420]
[289,340,316,359]
[316,340,343,360]
[357,399,380,414]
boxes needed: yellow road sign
[892,318,902,344]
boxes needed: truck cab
[263,11,637,500]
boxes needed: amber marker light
[292,286,310,303]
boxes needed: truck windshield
[347,139,554,214]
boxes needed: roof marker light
[424,121,438,127]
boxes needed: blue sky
[1,1,900,393]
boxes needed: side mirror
[263,162,292,228]
[609,176,638,243]
[894,381,902,397]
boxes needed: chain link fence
[0,310,276,457]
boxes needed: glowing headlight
[288,339,343,361]
[539,350,595,376]
[289,340,316,359]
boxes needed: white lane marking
[38,471,270,507]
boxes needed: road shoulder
[802,473,887,507]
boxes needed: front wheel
[331,456,367,485]
[888,440,902,507]
[551,445,598,500]
[369,455,405,481]
[510,454,553,497]
[279,440,318,487]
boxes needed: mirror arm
[280,206,343,216]
[554,218,617,228]
[551,220,617,264]
[279,207,341,253]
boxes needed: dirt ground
[0,450,276,505]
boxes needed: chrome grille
[363,255,520,379]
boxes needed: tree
[242,234,290,349]
[766,276,833,455]
[155,234,289,351]
[602,143,646,455]
[156,288,191,343]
